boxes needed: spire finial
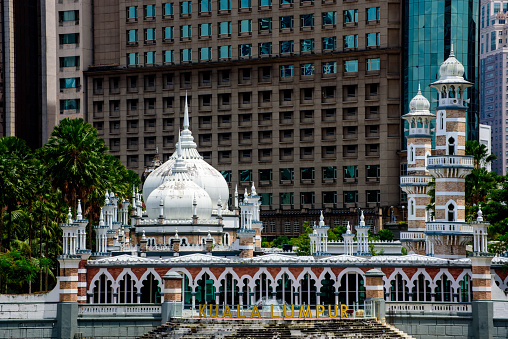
[177,130,183,157]
[477,204,483,222]
[68,207,73,224]
[183,91,190,130]
[346,221,351,234]
[142,228,146,240]
[450,42,455,57]
[77,199,83,220]
[251,182,256,196]
[175,228,179,239]
[417,83,421,94]
[99,207,105,226]
[360,210,365,226]
[319,210,325,226]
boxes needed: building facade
[86,0,403,235]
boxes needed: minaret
[400,84,435,255]
[426,48,474,258]
[343,222,354,256]
[355,210,370,256]
[310,211,329,256]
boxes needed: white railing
[147,244,173,251]
[427,155,474,167]
[387,302,471,314]
[78,304,161,316]
[400,176,433,185]
[400,232,426,240]
[426,222,473,233]
[180,244,205,251]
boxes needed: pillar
[238,230,255,258]
[56,256,80,339]
[161,271,184,323]
[364,269,385,322]
[470,253,494,339]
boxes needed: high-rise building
[479,0,508,175]
[85,0,404,235]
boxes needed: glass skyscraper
[403,0,480,142]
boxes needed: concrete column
[238,231,255,258]
[470,253,495,339]
[56,256,81,339]
[161,271,184,323]
[365,269,385,322]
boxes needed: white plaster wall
[0,282,60,320]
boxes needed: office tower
[86,0,403,235]
[479,0,508,175]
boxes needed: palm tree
[465,140,497,169]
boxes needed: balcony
[425,222,473,235]
[400,175,433,187]
[400,231,426,242]
[427,155,474,169]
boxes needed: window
[259,18,272,32]
[59,10,78,23]
[60,99,80,113]
[221,170,232,183]
[344,9,358,24]
[281,0,293,4]
[447,204,455,222]
[285,221,292,233]
[200,23,212,37]
[219,0,231,10]
[164,27,174,40]
[181,25,192,38]
[260,193,273,205]
[280,193,294,205]
[219,45,231,59]
[323,191,337,204]
[366,191,380,203]
[323,12,336,25]
[367,58,380,71]
[280,65,294,77]
[128,53,139,65]
[60,78,80,89]
[145,5,156,18]
[301,63,315,76]
[219,21,232,35]
[180,1,192,14]
[320,38,335,53]
[259,42,272,56]
[343,166,358,180]
[200,0,212,12]
[344,191,358,204]
[145,51,156,64]
[239,19,252,33]
[280,168,294,181]
[200,47,212,61]
[239,0,252,9]
[301,193,314,205]
[181,48,192,62]
[367,33,380,47]
[344,35,358,49]
[300,14,314,28]
[323,61,337,74]
[60,56,80,68]
[260,0,272,6]
[164,50,174,63]
[344,60,358,73]
[367,7,380,21]
[366,165,380,178]
[280,16,294,29]
[145,28,156,42]
[301,39,314,52]
[280,40,294,54]
[239,169,252,182]
[301,167,315,180]
[127,6,138,19]
[323,166,336,180]
[163,3,174,16]
[259,169,273,181]
[60,33,79,45]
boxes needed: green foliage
[368,242,385,256]
[401,247,408,255]
[271,236,290,249]
[327,225,347,241]
[377,229,394,241]
[0,250,40,292]
[290,221,311,256]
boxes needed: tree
[327,225,347,241]
[465,140,497,170]
[290,221,312,256]
[377,229,394,241]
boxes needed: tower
[400,85,435,254]
[310,211,329,256]
[426,48,475,258]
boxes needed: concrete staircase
[138,318,412,338]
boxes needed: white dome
[143,100,229,207]
[408,85,430,113]
[439,53,464,79]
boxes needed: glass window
[301,167,315,180]
[367,33,380,47]
[128,53,139,65]
[60,56,80,68]
[239,0,252,8]
[145,28,156,41]
[260,193,272,205]
[239,44,252,57]
[181,25,192,38]
[219,45,231,59]
[219,21,232,34]
[301,14,314,28]
[301,192,314,205]
[301,63,314,76]
[323,191,337,204]
[366,190,380,203]
[60,78,79,89]
[367,58,380,71]
[344,9,358,23]
[300,39,314,52]
[200,23,212,37]
[200,0,212,12]
[60,99,79,112]
[259,18,272,32]
[280,193,294,205]
[260,0,272,6]
[366,165,380,178]
[280,16,294,29]
[323,61,337,74]
[145,51,156,64]
[145,5,156,17]
[200,47,212,60]
[323,12,336,25]
[127,6,138,19]
[281,0,293,4]
[164,3,174,15]
[344,60,358,73]
[344,166,358,179]
[181,1,192,14]
[128,29,138,42]
[259,42,272,55]
[344,34,358,48]
[219,0,231,10]
[221,170,232,182]
[322,166,337,179]
[280,65,294,77]
[164,27,174,39]
[164,50,174,63]
[280,40,294,53]
[239,170,252,182]
[239,19,252,33]
[60,10,78,22]
[181,48,192,62]
[322,37,336,50]
[344,191,358,204]
[60,33,79,44]
[367,7,380,21]
[280,168,294,181]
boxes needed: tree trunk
[0,207,4,252]
[39,214,45,291]
[7,207,12,251]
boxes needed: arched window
[219,273,239,305]
[449,86,455,98]
[409,199,415,217]
[460,275,472,302]
[195,273,216,304]
[411,274,431,301]
[140,273,161,303]
[320,273,335,305]
[92,274,113,303]
[447,204,455,222]
[448,137,455,155]
[417,118,423,128]
[409,146,415,163]
[255,273,272,303]
[338,272,365,305]
[389,273,409,301]
[440,113,444,130]
[434,274,452,302]
[300,273,317,305]
[119,274,138,303]
[276,273,293,305]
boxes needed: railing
[426,222,473,234]
[400,232,426,241]
[387,302,471,315]
[400,175,433,186]
[427,155,474,168]
[78,304,161,316]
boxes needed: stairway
[138,318,413,339]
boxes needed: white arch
[135,267,163,291]
[87,268,116,295]
[383,268,411,291]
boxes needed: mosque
[3,51,508,339]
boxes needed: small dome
[438,46,465,79]
[409,85,430,113]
